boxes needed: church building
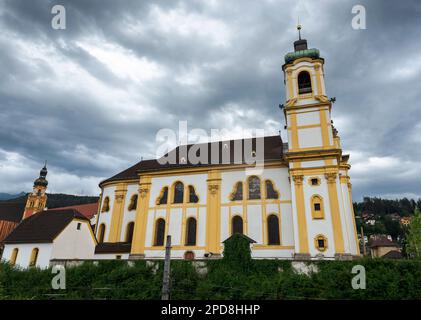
[93,33,360,261]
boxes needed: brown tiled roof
[0,202,26,223]
[95,242,131,254]
[3,209,88,244]
[100,135,284,186]
[369,237,398,248]
[49,203,98,219]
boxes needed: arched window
[311,195,325,219]
[248,176,261,200]
[173,182,184,204]
[232,216,243,235]
[128,194,138,211]
[314,234,328,252]
[125,222,135,243]
[267,215,280,245]
[265,180,279,199]
[29,248,39,267]
[101,197,110,212]
[188,186,199,203]
[230,182,243,201]
[98,223,106,243]
[185,217,197,246]
[298,71,312,94]
[10,248,19,266]
[157,186,169,205]
[154,218,166,246]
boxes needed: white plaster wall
[280,203,294,246]
[297,111,320,126]
[301,160,325,168]
[51,220,96,260]
[2,243,52,269]
[338,180,357,254]
[303,175,336,258]
[247,204,262,243]
[168,208,182,245]
[251,248,295,259]
[197,207,207,247]
[298,127,323,149]
[220,167,293,247]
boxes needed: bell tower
[282,25,360,260]
[23,162,48,219]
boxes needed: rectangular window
[77,223,81,230]
[314,203,321,211]
[318,239,325,248]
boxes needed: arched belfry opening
[298,71,312,94]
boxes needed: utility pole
[161,235,172,300]
[360,226,367,256]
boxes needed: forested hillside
[0,193,98,209]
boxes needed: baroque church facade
[93,35,360,261]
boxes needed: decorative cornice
[208,184,219,195]
[138,187,150,199]
[292,175,304,185]
[325,173,337,183]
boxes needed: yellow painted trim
[292,175,309,253]
[311,194,325,219]
[206,170,221,253]
[314,234,328,252]
[319,108,331,147]
[155,186,169,205]
[94,192,103,235]
[97,223,106,243]
[108,184,127,242]
[347,182,361,255]
[289,112,299,149]
[29,247,39,267]
[325,173,345,253]
[131,175,152,255]
[101,196,110,213]
[128,194,138,211]
[10,248,19,266]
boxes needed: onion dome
[284,23,322,65]
[34,162,48,187]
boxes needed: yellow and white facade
[93,37,360,261]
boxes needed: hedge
[1,257,421,300]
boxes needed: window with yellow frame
[311,195,324,219]
[314,234,328,252]
[101,196,110,212]
[29,248,39,267]
[128,194,138,211]
[10,248,19,266]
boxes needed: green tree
[406,208,421,259]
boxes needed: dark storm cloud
[0,0,420,199]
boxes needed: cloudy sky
[0,0,420,200]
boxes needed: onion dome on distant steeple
[34,161,48,187]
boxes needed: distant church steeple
[22,162,49,219]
